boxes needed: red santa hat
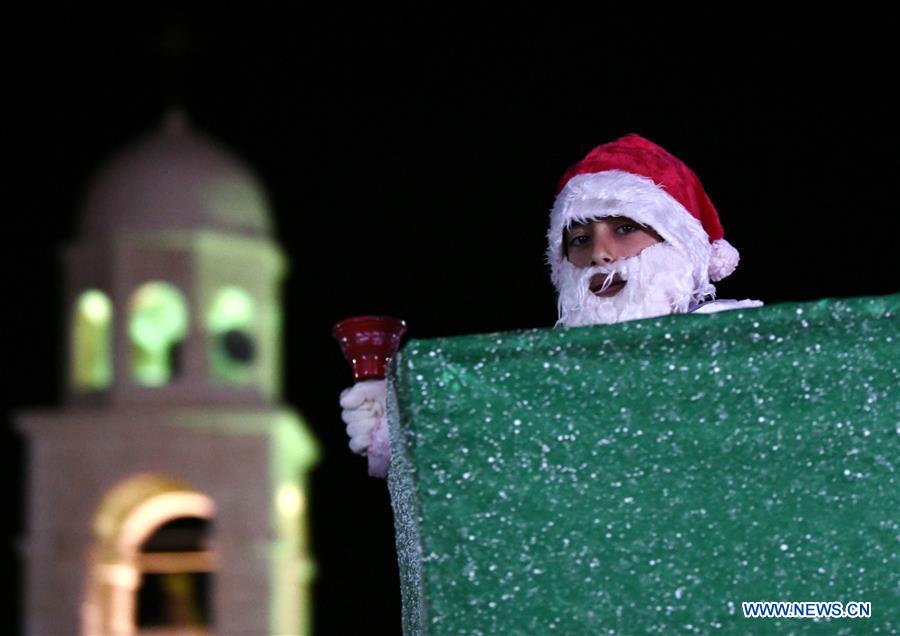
[547,134,739,291]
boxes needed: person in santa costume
[341,133,761,478]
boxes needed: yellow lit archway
[84,474,216,636]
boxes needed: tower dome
[79,112,273,237]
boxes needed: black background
[4,6,897,635]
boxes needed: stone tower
[17,113,318,635]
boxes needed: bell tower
[17,112,318,635]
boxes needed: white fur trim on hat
[547,170,717,297]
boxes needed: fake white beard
[555,242,714,327]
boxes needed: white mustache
[555,242,711,327]
[573,263,625,296]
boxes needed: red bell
[332,315,407,381]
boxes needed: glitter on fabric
[387,295,899,634]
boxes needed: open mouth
[589,272,626,297]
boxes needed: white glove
[339,379,387,455]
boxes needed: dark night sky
[4,6,898,634]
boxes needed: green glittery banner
[386,295,899,634]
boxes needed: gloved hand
[339,379,387,455]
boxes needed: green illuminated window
[206,286,256,384]
[71,289,113,391]
[129,282,189,386]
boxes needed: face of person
[564,216,663,297]
[566,216,662,266]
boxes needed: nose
[590,226,616,265]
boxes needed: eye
[615,223,639,235]
[568,234,590,248]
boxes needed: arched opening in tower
[85,475,217,636]
[71,289,113,391]
[128,282,189,386]
[136,516,214,635]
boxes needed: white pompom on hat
[548,134,740,291]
